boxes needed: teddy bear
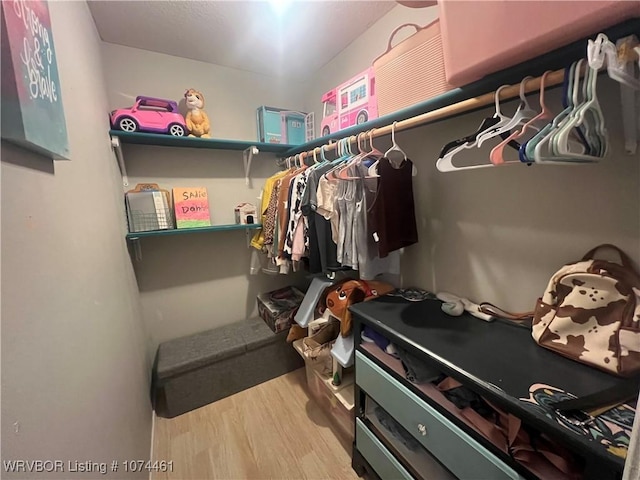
[184,88,211,138]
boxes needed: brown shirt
[371,157,418,257]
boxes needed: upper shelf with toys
[109,130,295,154]
[108,91,296,187]
[109,91,295,153]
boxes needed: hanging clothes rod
[294,68,567,160]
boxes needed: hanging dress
[371,157,418,258]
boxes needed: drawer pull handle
[417,423,427,436]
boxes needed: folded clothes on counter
[362,326,390,351]
[397,346,440,384]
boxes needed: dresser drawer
[356,418,413,480]
[356,351,523,480]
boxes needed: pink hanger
[490,71,553,165]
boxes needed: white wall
[1,2,151,478]
[102,43,308,141]
[399,81,639,310]
[303,4,640,313]
[101,44,308,349]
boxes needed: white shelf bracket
[110,135,129,187]
[128,237,142,261]
[243,146,259,188]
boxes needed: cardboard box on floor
[257,286,305,333]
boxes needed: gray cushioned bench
[154,317,303,417]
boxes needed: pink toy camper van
[320,67,378,137]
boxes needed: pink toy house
[320,67,378,137]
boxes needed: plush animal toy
[325,280,395,337]
[184,88,211,138]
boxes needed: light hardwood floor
[152,368,360,480]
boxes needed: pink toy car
[110,96,187,136]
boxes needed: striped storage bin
[373,20,453,116]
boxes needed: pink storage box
[440,0,640,87]
[373,20,454,116]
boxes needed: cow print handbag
[532,244,640,377]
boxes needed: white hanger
[553,64,608,161]
[384,121,407,161]
[468,84,513,148]
[366,129,382,177]
[319,143,330,163]
[476,77,537,147]
[335,133,368,180]
[533,60,603,164]
[532,61,587,164]
[589,33,640,90]
[436,85,513,172]
[589,33,638,155]
[490,70,553,165]
[382,122,417,176]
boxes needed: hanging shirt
[284,169,309,257]
[335,178,348,265]
[250,170,288,250]
[354,163,401,280]
[262,180,281,248]
[316,174,340,244]
[275,169,300,257]
[371,157,418,258]
[301,164,340,274]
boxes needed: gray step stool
[154,317,303,417]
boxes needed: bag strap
[479,302,534,321]
[549,377,640,412]
[582,243,634,269]
[373,19,439,62]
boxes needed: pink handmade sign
[172,187,211,229]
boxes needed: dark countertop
[350,296,633,472]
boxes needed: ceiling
[88,1,397,79]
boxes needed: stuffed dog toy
[325,280,395,337]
